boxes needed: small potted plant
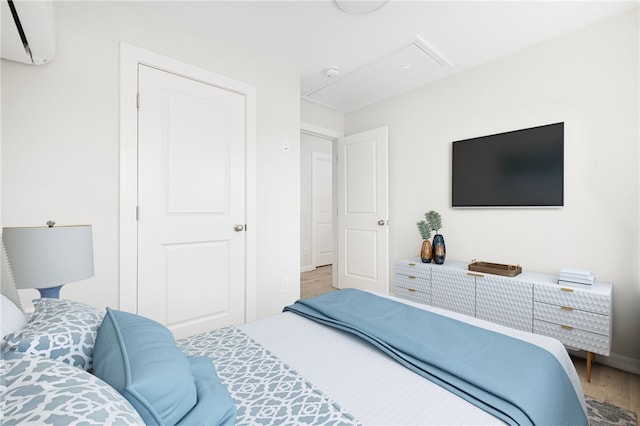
[417,210,446,264]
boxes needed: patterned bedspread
[178,326,358,426]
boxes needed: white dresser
[395,259,612,382]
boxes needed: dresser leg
[586,351,595,383]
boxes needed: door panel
[137,64,246,338]
[337,127,389,294]
[345,141,376,213]
[165,94,229,214]
[165,241,229,324]
[345,229,377,279]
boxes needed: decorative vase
[432,234,446,264]
[420,240,432,263]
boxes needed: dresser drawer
[534,284,610,315]
[534,319,610,356]
[534,302,609,335]
[395,286,431,305]
[396,259,431,280]
[396,274,430,293]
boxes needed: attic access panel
[305,38,451,111]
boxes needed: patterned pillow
[1,351,144,425]
[1,295,27,351]
[3,298,103,371]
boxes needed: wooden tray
[468,260,522,277]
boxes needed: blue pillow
[92,308,197,425]
[177,356,237,426]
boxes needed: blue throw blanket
[284,289,587,426]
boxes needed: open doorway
[300,124,340,295]
[300,131,333,272]
[299,124,389,297]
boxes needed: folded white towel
[559,267,594,277]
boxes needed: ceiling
[87,1,640,112]
[169,0,638,112]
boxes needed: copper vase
[420,240,432,263]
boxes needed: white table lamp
[2,221,94,298]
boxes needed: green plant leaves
[425,210,442,233]
[417,221,431,240]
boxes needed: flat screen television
[452,122,564,208]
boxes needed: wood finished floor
[301,265,639,421]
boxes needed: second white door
[337,127,389,294]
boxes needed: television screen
[452,122,564,208]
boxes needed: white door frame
[300,122,342,286]
[119,43,257,322]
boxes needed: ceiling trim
[300,121,344,140]
[414,35,452,68]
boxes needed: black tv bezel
[451,122,564,209]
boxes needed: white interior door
[312,152,333,267]
[337,126,389,294]
[137,64,246,338]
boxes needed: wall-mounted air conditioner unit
[1,0,56,65]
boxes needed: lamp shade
[2,225,94,290]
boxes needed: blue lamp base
[37,286,63,299]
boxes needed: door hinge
[136,206,140,221]
[136,93,140,109]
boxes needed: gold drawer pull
[408,275,417,279]
[560,306,574,311]
[560,287,574,292]
[408,263,416,266]
[561,325,574,331]
[408,288,416,293]
[466,272,484,277]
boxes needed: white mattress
[239,293,586,425]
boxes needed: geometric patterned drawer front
[395,285,431,305]
[534,284,610,315]
[534,319,610,356]
[477,277,533,332]
[534,302,610,335]
[395,274,430,294]
[431,268,475,317]
[395,260,431,281]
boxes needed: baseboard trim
[569,350,640,375]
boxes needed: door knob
[234,224,244,232]
[378,220,386,226]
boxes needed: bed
[1,283,588,426]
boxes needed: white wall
[301,99,345,134]
[346,10,640,364]
[1,1,300,318]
